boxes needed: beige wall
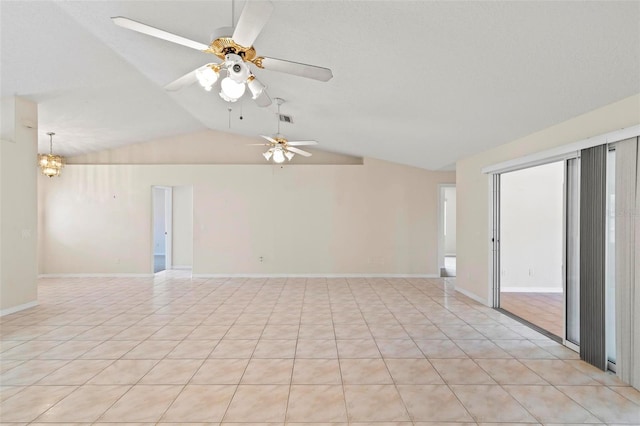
[68,129,363,166]
[500,161,564,291]
[1,98,38,313]
[457,94,640,304]
[40,135,454,275]
[172,185,193,268]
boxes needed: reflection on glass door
[606,149,616,367]
[566,158,580,348]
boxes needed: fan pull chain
[228,107,232,128]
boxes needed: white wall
[456,93,640,304]
[1,97,38,313]
[444,187,456,255]
[172,185,193,268]
[152,187,166,256]
[500,161,564,292]
[38,147,454,275]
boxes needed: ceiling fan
[250,98,318,163]
[111,1,333,107]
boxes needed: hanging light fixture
[38,132,64,177]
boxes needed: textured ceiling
[2,1,639,170]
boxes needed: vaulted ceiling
[2,1,639,170]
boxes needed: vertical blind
[580,145,607,370]
[615,137,640,388]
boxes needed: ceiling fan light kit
[112,1,333,108]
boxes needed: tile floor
[1,271,639,425]
[500,292,564,337]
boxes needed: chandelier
[38,132,64,177]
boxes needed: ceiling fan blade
[287,140,318,146]
[261,135,278,144]
[287,146,312,157]
[257,57,333,81]
[112,17,209,51]
[254,90,272,107]
[232,1,274,48]
[164,66,205,91]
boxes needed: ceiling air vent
[278,114,293,124]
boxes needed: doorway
[496,161,566,339]
[438,184,456,277]
[152,186,172,273]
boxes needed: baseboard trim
[501,287,563,293]
[192,273,440,279]
[454,286,490,306]
[38,273,154,278]
[1,300,38,316]
[171,266,193,270]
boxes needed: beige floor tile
[299,324,336,339]
[35,384,129,422]
[430,359,496,384]
[149,324,195,340]
[415,339,469,358]
[564,359,627,386]
[240,358,294,384]
[112,325,162,340]
[223,384,289,422]
[0,359,23,374]
[88,359,158,384]
[451,384,536,423]
[0,359,68,385]
[343,384,410,421]
[80,339,139,359]
[292,359,342,384]
[404,325,449,340]
[161,384,235,422]
[369,325,410,340]
[384,358,444,384]
[376,339,424,358]
[503,385,601,423]
[167,339,218,358]
[336,339,381,358]
[253,339,297,358]
[520,359,598,385]
[209,339,258,358]
[610,385,640,405]
[334,324,373,339]
[0,340,62,359]
[187,325,231,340]
[36,339,100,359]
[397,384,473,422]
[296,339,338,358]
[225,325,265,339]
[73,325,127,340]
[340,358,394,384]
[37,359,113,385]
[261,324,300,339]
[453,339,512,359]
[475,359,548,385]
[98,384,182,422]
[0,385,75,422]
[494,340,556,359]
[122,339,179,359]
[557,385,640,424]
[191,358,249,384]
[286,385,347,422]
[0,385,24,402]
[139,359,203,384]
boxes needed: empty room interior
[1,1,640,424]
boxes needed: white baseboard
[171,266,192,270]
[1,300,38,316]
[38,273,154,278]
[454,286,490,306]
[192,273,440,279]
[501,287,563,293]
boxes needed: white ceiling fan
[111,1,333,107]
[250,98,318,163]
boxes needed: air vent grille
[278,114,293,124]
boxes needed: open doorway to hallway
[439,185,456,277]
[498,161,564,338]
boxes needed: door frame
[152,186,173,273]
[437,183,456,274]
